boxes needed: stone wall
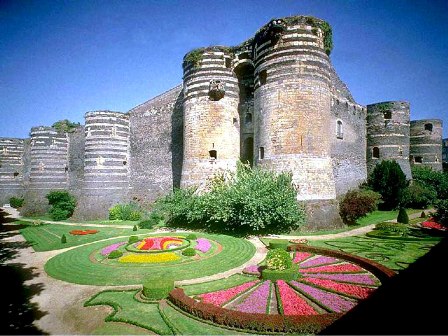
[366,101,412,179]
[128,85,183,207]
[410,119,443,171]
[0,138,25,205]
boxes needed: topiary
[375,222,410,235]
[420,211,426,218]
[397,208,409,224]
[268,240,289,250]
[133,225,138,231]
[182,247,196,256]
[186,233,197,240]
[128,236,139,244]
[108,250,123,259]
[142,275,174,300]
[61,234,67,244]
[265,248,292,271]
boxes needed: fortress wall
[0,138,25,205]
[181,49,240,188]
[77,111,130,219]
[67,127,85,199]
[128,85,183,207]
[22,127,69,215]
[410,119,443,171]
[366,101,412,179]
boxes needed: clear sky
[1,0,447,138]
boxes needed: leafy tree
[411,166,448,200]
[339,189,381,225]
[434,199,448,227]
[9,196,24,208]
[46,190,76,220]
[52,119,80,133]
[400,181,437,209]
[368,160,408,210]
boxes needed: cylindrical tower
[410,119,443,171]
[181,48,240,188]
[80,111,130,219]
[366,101,412,178]
[0,138,25,205]
[253,16,336,201]
[22,126,69,214]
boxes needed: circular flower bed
[69,229,98,235]
[125,236,190,253]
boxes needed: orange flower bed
[69,229,99,236]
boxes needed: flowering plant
[69,229,98,235]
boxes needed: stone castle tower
[0,15,444,227]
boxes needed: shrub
[412,166,448,200]
[142,275,174,300]
[156,162,306,235]
[9,196,24,208]
[265,248,292,271]
[421,211,427,218]
[109,202,144,221]
[261,263,299,281]
[400,181,437,209]
[128,236,139,244]
[186,233,197,240]
[182,247,196,256]
[61,234,67,244]
[52,119,80,133]
[339,189,381,225]
[268,240,289,250]
[368,160,408,210]
[46,190,76,221]
[375,222,410,235]
[108,250,123,259]
[397,208,409,224]
[138,212,164,229]
[434,199,448,227]
[133,225,138,231]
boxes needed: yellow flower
[118,252,180,263]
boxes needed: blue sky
[1,0,447,138]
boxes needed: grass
[20,215,139,226]
[44,233,256,285]
[92,322,151,335]
[19,224,141,251]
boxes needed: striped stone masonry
[0,137,25,204]
[410,119,443,171]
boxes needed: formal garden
[5,161,448,334]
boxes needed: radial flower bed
[69,229,98,235]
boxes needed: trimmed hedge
[142,277,174,300]
[265,248,292,271]
[108,250,123,259]
[397,208,409,224]
[186,234,197,240]
[128,235,139,244]
[182,247,196,256]
[268,240,289,250]
[261,264,299,281]
[375,222,409,235]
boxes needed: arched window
[372,147,380,159]
[424,123,433,132]
[383,111,392,120]
[336,120,343,139]
[209,150,217,160]
[259,147,265,160]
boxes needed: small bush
[434,199,448,227]
[109,202,145,221]
[186,233,197,240]
[133,225,138,231]
[265,248,292,271]
[400,181,437,209]
[128,236,139,244]
[339,189,381,225]
[50,207,72,221]
[375,222,410,235]
[421,211,427,218]
[46,190,76,221]
[412,166,448,200]
[182,247,196,256]
[9,196,24,208]
[397,208,409,224]
[138,212,164,229]
[261,263,299,281]
[61,234,67,244]
[142,276,174,300]
[108,250,123,259]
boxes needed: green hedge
[268,241,289,250]
[261,264,299,281]
[142,277,174,300]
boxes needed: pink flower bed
[101,242,125,256]
[198,280,259,306]
[290,281,356,313]
[195,238,211,253]
[277,280,318,315]
[232,281,271,314]
[300,263,364,274]
[293,252,312,264]
[300,256,341,268]
[242,265,261,276]
[304,273,378,286]
[303,278,375,299]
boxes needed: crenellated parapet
[410,119,443,171]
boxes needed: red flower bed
[422,220,446,231]
[69,229,99,235]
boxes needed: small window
[424,123,433,132]
[13,172,19,177]
[399,147,403,156]
[336,120,343,139]
[415,156,423,163]
[209,150,217,160]
[259,70,267,85]
[259,147,265,160]
[383,111,392,120]
[225,58,232,68]
[65,166,68,172]
[372,147,380,159]
[123,161,127,165]
[245,113,252,124]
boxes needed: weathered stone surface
[410,119,443,171]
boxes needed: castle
[0,16,444,228]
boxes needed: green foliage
[400,181,437,209]
[142,276,174,300]
[138,212,164,229]
[156,163,306,236]
[108,250,123,259]
[128,235,139,244]
[46,190,76,220]
[52,119,80,133]
[133,225,138,231]
[268,240,289,250]
[303,17,333,55]
[181,247,196,256]
[183,49,203,68]
[109,202,144,221]
[421,211,427,218]
[376,102,394,113]
[265,248,292,271]
[61,234,67,244]
[261,263,299,281]
[368,160,408,210]
[434,199,448,227]
[397,208,409,224]
[9,196,24,208]
[412,166,448,200]
[186,233,197,240]
[339,189,381,225]
[375,222,410,235]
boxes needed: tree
[52,119,80,133]
[339,189,381,225]
[368,160,408,210]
